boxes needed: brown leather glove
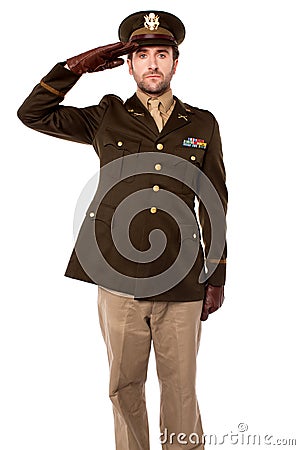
[66,41,139,75]
[201,285,225,321]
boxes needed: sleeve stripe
[207,258,227,264]
[40,80,65,97]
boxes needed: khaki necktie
[148,98,163,132]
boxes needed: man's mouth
[145,74,161,79]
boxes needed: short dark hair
[127,45,179,62]
[173,46,179,60]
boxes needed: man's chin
[138,81,168,96]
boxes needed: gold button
[190,155,196,161]
[117,141,123,147]
[156,143,164,150]
[89,212,95,218]
[154,163,161,171]
[153,185,160,192]
[193,233,197,238]
[150,207,157,214]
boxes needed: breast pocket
[101,128,141,183]
[169,147,206,195]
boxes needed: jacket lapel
[124,94,158,136]
[124,93,194,138]
[159,96,193,138]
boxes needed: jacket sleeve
[17,62,108,145]
[198,114,228,286]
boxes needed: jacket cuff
[39,61,82,97]
[206,259,226,286]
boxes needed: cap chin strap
[130,34,177,45]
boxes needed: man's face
[127,46,178,96]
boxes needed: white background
[1,0,299,448]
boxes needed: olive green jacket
[17,62,227,302]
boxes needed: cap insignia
[144,13,160,31]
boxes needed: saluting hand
[201,285,225,321]
[66,41,139,75]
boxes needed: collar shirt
[136,88,176,129]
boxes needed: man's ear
[127,58,133,75]
[172,59,179,75]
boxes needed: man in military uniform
[17,10,227,450]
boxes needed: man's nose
[148,55,158,70]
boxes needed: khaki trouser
[97,286,205,450]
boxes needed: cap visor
[131,38,177,46]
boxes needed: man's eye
[139,54,147,58]
[158,53,166,58]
